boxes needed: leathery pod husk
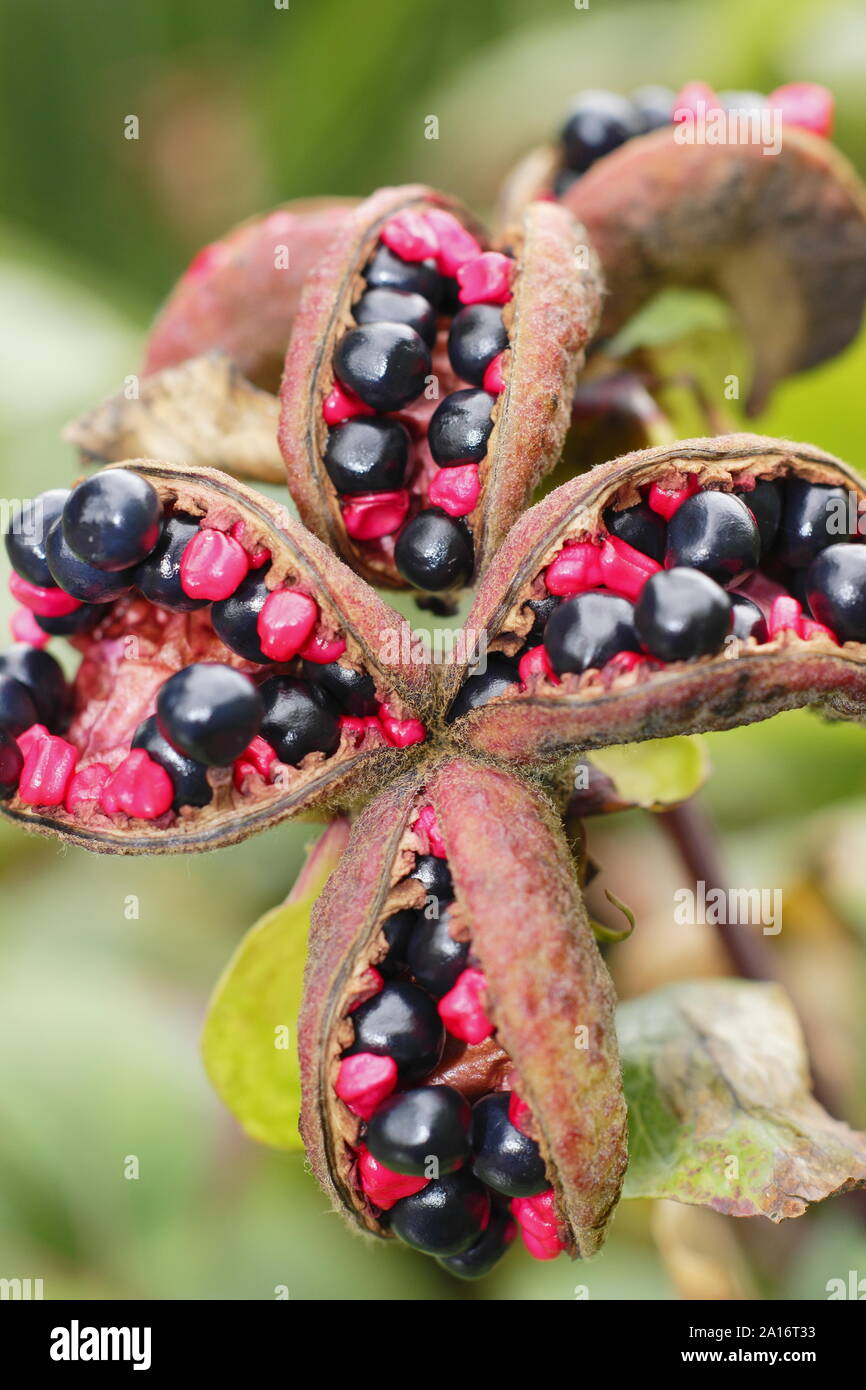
[278,184,601,598]
[442,434,866,765]
[1,460,431,853]
[298,756,626,1264]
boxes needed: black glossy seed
[665,491,760,585]
[440,276,461,315]
[354,287,437,347]
[776,480,854,569]
[323,418,410,496]
[63,469,161,571]
[439,1207,516,1280]
[411,854,454,903]
[364,245,442,307]
[301,658,378,716]
[0,646,67,727]
[5,488,69,587]
[428,389,494,466]
[132,716,212,810]
[448,305,508,387]
[389,1169,491,1257]
[445,653,520,723]
[156,663,263,766]
[736,479,782,554]
[334,322,431,413]
[604,501,666,563]
[35,604,111,636]
[631,84,675,132]
[806,543,866,643]
[0,675,38,736]
[471,1092,549,1198]
[407,905,468,997]
[379,908,420,977]
[366,1085,471,1176]
[134,513,209,612]
[211,569,271,662]
[259,676,340,765]
[0,728,23,800]
[544,592,640,675]
[524,596,560,646]
[730,595,768,643]
[634,567,732,662]
[560,90,640,173]
[45,520,136,602]
[347,980,444,1083]
[394,509,474,592]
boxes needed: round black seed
[665,491,760,585]
[776,480,854,569]
[364,245,443,308]
[736,479,782,554]
[35,603,111,636]
[447,305,508,387]
[133,513,209,612]
[62,469,161,571]
[544,592,640,675]
[471,1092,549,1199]
[333,321,431,413]
[631,84,675,132]
[406,905,468,998]
[439,1207,515,1280]
[806,543,866,643]
[156,663,263,766]
[379,908,420,977]
[410,854,454,903]
[258,676,340,765]
[45,520,136,603]
[211,569,272,663]
[347,980,444,1083]
[524,596,561,646]
[730,595,769,643]
[0,728,23,800]
[301,659,378,716]
[0,675,38,736]
[560,90,640,173]
[445,653,520,723]
[389,1169,491,1257]
[440,276,461,315]
[634,567,732,662]
[132,715,213,810]
[366,1085,471,1176]
[5,488,69,588]
[604,501,666,563]
[394,509,474,592]
[354,287,437,347]
[428,389,495,466]
[323,418,410,496]
[0,646,67,727]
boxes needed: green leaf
[619,980,866,1218]
[590,736,711,811]
[202,819,350,1151]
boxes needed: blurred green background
[2,0,866,1301]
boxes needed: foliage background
[1,0,866,1300]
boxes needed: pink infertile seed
[428,463,481,518]
[770,82,834,138]
[357,1147,428,1210]
[17,724,49,757]
[378,707,426,748]
[508,1091,534,1135]
[380,210,439,263]
[239,735,277,778]
[673,80,719,122]
[298,631,347,663]
[65,762,111,813]
[647,474,700,519]
[257,588,318,661]
[511,1188,559,1238]
[519,1226,565,1261]
[544,540,602,596]
[482,351,507,394]
[800,617,838,644]
[11,606,50,648]
[183,241,224,281]
[438,968,494,1044]
[599,535,661,600]
[415,803,446,857]
[99,750,174,821]
[18,734,77,806]
[338,714,381,744]
[180,527,250,602]
[457,251,513,306]
[229,520,270,569]
[603,649,657,681]
[518,645,559,688]
[342,490,410,541]
[768,595,803,639]
[424,208,482,276]
[322,381,376,425]
[335,1053,398,1120]
[9,572,83,618]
